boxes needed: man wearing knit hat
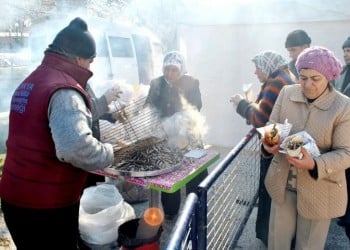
[334,37,350,95]
[334,36,350,240]
[262,46,350,250]
[0,17,121,250]
[285,29,312,79]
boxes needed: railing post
[197,186,207,250]
[164,193,198,250]
[191,202,198,250]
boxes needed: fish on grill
[109,139,184,175]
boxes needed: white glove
[111,108,128,124]
[104,84,122,104]
[230,94,245,107]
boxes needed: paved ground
[236,205,350,249]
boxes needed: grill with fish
[99,97,184,176]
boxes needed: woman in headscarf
[262,46,350,250]
[145,51,202,117]
[231,50,295,247]
[145,51,203,220]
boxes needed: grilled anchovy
[271,123,277,139]
[112,140,184,172]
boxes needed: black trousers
[255,156,272,247]
[83,173,105,189]
[1,199,80,250]
[161,169,208,216]
[342,168,350,240]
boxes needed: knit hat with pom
[48,17,96,59]
[295,46,342,81]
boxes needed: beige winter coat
[265,84,350,219]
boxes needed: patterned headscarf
[163,51,187,76]
[252,51,288,77]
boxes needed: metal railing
[165,128,260,249]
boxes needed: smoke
[161,96,208,150]
[0,112,9,153]
[100,89,208,151]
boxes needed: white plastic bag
[79,183,136,246]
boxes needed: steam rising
[161,96,208,149]
[101,85,208,151]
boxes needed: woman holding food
[231,51,295,246]
[262,46,350,250]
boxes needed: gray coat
[334,68,350,95]
[265,84,350,219]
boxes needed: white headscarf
[252,51,288,77]
[163,51,187,76]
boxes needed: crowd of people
[1,15,350,250]
[231,29,350,250]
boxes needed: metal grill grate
[100,97,165,148]
[99,97,184,177]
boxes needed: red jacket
[0,52,92,209]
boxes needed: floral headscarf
[163,51,187,76]
[252,51,288,77]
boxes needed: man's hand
[111,108,128,124]
[104,84,122,104]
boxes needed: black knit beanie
[342,37,350,49]
[285,29,311,48]
[48,17,96,58]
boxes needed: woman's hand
[230,94,244,108]
[261,139,281,155]
[285,147,315,170]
